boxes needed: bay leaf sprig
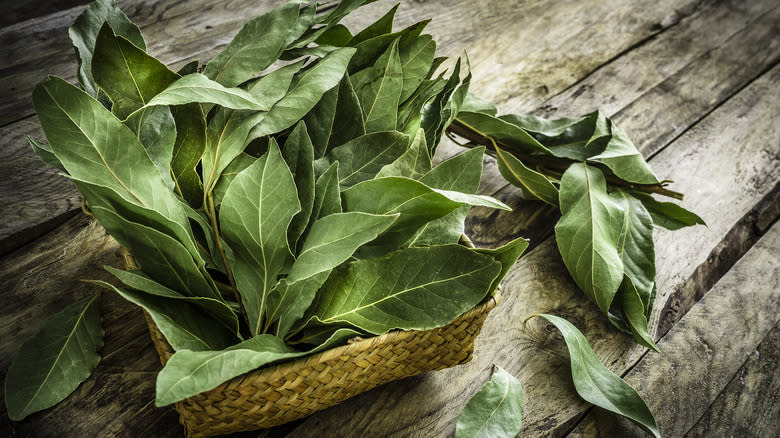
[446,99,704,350]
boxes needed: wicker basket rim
[257,292,499,379]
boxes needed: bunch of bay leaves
[6,0,523,421]
[5,1,704,437]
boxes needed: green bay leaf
[352,39,403,132]
[283,121,316,251]
[554,163,625,314]
[376,128,432,180]
[456,366,524,438]
[146,73,270,110]
[170,103,207,207]
[588,120,659,184]
[124,105,176,190]
[69,0,145,96]
[203,2,299,87]
[219,140,301,335]
[32,76,190,229]
[5,294,103,421]
[92,24,179,119]
[265,212,398,337]
[305,244,500,334]
[328,130,409,188]
[534,314,660,438]
[494,145,559,206]
[251,47,356,137]
[303,75,366,157]
[91,280,236,352]
[630,192,705,231]
[155,328,358,406]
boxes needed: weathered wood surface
[1,0,778,437]
[568,223,780,437]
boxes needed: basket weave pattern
[144,296,497,437]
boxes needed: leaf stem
[446,119,684,200]
[206,191,250,326]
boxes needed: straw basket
[123,250,499,437]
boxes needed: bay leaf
[419,146,484,192]
[124,105,176,190]
[203,2,299,87]
[456,366,524,438]
[219,140,301,335]
[105,266,239,337]
[500,110,610,161]
[146,73,270,110]
[494,145,559,206]
[421,58,461,155]
[250,47,356,137]
[398,34,436,102]
[201,107,266,197]
[212,153,256,206]
[588,120,659,184]
[170,103,207,207]
[343,176,507,254]
[328,130,409,187]
[616,277,659,352]
[454,111,553,156]
[533,314,660,438]
[474,237,529,298]
[611,189,656,309]
[303,75,366,157]
[347,4,397,46]
[92,24,179,119]
[28,136,65,172]
[5,294,103,421]
[90,280,236,352]
[348,20,429,74]
[554,163,625,314]
[304,244,501,334]
[68,0,145,96]
[460,93,497,116]
[89,205,220,300]
[265,212,398,337]
[351,39,403,133]
[376,128,432,179]
[282,121,316,251]
[310,162,342,222]
[630,192,705,231]
[314,24,353,47]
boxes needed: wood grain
[567,222,780,437]
[685,324,780,437]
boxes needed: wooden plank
[657,182,780,337]
[0,0,88,28]
[567,222,780,437]
[283,64,780,438]
[685,324,780,437]
[535,0,780,157]
[0,214,182,436]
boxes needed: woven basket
[122,250,499,437]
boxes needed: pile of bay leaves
[6,0,703,437]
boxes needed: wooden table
[2,0,778,436]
